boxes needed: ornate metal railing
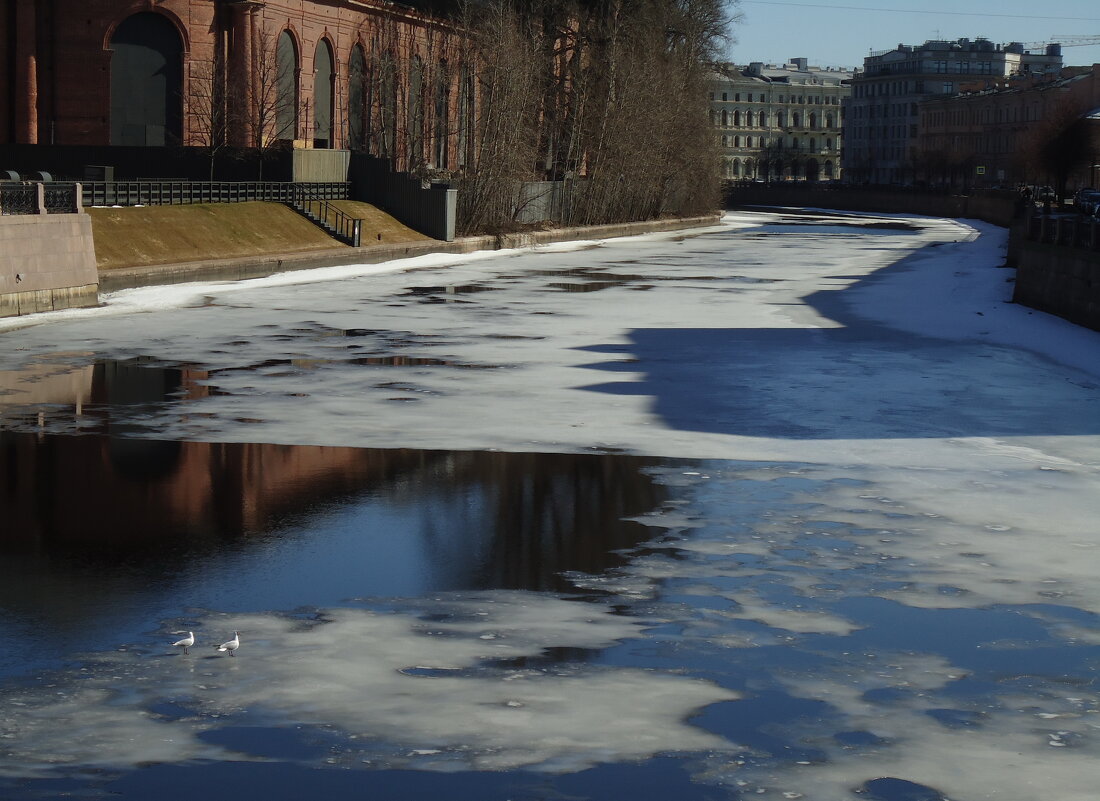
[0,183,39,215]
[2,182,80,215]
[44,183,79,214]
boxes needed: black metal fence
[0,182,81,215]
[44,183,79,213]
[0,183,38,215]
[82,180,350,208]
[1026,210,1100,251]
[296,197,362,247]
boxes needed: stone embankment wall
[1012,215,1100,333]
[726,183,1100,331]
[725,185,1019,228]
[0,213,99,318]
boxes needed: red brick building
[1,0,469,171]
[914,64,1100,190]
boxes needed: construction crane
[1018,35,1100,51]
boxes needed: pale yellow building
[709,59,853,181]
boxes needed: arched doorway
[313,39,335,148]
[109,13,183,146]
[806,159,820,181]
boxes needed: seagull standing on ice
[216,631,240,657]
[172,631,195,655]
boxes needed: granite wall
[0,214,99,318]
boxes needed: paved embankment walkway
[96,215,723,293]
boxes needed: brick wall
[2,1,463,171]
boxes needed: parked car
[1074,188,1100,215]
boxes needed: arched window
[777,111,786,127]
[110,13,183,145]
[276,31,299,140]
[733,159,742,177]
[722,110,729,127]
[792,112,801,128]
[313,39,335,148]
[746,111,755,127]
[434,60,449,168]
[809,112,818,129]
[826,138,833,151]
[825,160,835,179]
[734,135,741,147]
[348,45,366,149]
[825,113,834,129]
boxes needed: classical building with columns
[708,59,852,182]
[0,0,467,171]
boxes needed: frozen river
[1,210,1099,800]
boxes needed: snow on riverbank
[1,210,1099,801]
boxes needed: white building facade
[709,59,853,182]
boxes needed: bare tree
[447,0,732,234]
[232,27,298,180]
[188,56,229,180]
[1017,94,1093,201]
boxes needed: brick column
[14,0,38,144]
[228,2,256,146]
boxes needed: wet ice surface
[2,211,1100,800]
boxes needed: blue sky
[725,0,1100,70]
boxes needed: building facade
[0,0,468,171]
[709,59,852,182]
[915,65,1100,190]
[843,38,1063,184]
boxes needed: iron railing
[82,180,350,208]
[1026,210,1100,251]
[44,182,79,213]
[291,188,362,247]
[0,183,39,215]
[2,180,365,246]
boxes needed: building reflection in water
[1,433,665,589]
[1,358,668,619]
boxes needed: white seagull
[172,631,195,654]
[216,631,240,657]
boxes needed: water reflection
[0,429,665,676]
[0,356,210,435]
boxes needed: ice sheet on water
[0,591,737,778]
[2,211,1099,799]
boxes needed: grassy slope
[88,201,432,271]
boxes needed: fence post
[73,182,83,213]
[35,182,46,214]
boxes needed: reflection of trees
[0,433,665,594]
[450,451,664,592]
[2,358,666,594]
